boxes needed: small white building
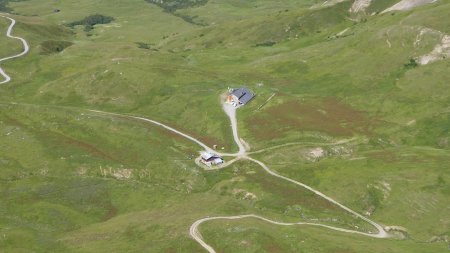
[200,151,224,167]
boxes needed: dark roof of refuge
[231,87,255,104]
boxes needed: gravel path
[222,103,246,155]
[190,102,391,252]
[0,16,392,250]
[0,15,29,84]
[190,214,389,253]
[87,109,216,153]
[88,103,392,252]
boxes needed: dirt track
[0,15,393,251]
[0,15,29,84]
[88,101,394,252]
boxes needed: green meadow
[0,0,449,252]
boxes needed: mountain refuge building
[200,151,224,167]
[226,87,255,107]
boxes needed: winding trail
[86,102,392,252]
[0,100,393,251]
[0,16,392,248]
[0,15,29,84]
[245,157,388,237]
[87,109,216,153]
[88,103,392,252]
[191,102,391,251]
[191,213,387,253]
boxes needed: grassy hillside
[0,0,449,252]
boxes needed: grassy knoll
[0,0,449,252]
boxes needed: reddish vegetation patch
[263,241,285,253]
[246,98,377,140]
[367,150,399,163]
[246,172,340,212]
[1,113,120,162]
[367,150,424,163]
[55,132,120,162]
[102,204,118,221]
[327,249,357,253]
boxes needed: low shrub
[255,41,277,47]
[40,40,73,54]
[67,14,114,32]
[404,58,418,69]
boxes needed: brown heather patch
[102,204,118,221]
[263,240,285,253]
[367,151,400,163]
[246,172,340,212]
[54,132,120,161]
[246,97,377,140]
[367,151,425,163]
[1,113,121,162]
[327,249,357,253]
